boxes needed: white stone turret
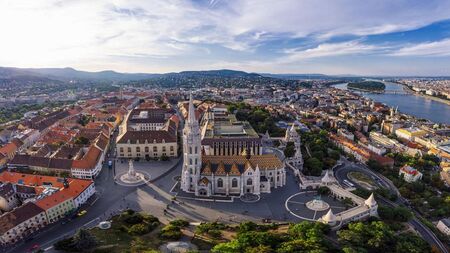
[321,209,337,226]
[321,170,334,185]
[365,193,378,216]
[364,193,377,208]
[284,123,303,168]
[181,93,202,194]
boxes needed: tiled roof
[0,202,45,234]
[9,154,72,171]
[72,146,102,170]
[117,130,176,144]
[35,190,72,210]
[95,133,109,151]
[201,154,283,175]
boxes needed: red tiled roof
[72,146,102,170]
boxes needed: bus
[343,179,355,187]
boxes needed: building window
[247,178,252,185]
[127,147,131,152]
[195,146,198,154]
[217,178,223,187]
[189,159,192,165]
[232,178,238,187]
[120,147,124,152]
[162,147,166,152]
[145,147,149,153]
[136,147,140,152]
[170,146,174,151]
[153,146,157,152]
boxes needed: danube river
[333,82,450,124]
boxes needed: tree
[54,229,97,252]
[305,157,323,176]
[284,142,296,158]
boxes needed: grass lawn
[348,171,378,190]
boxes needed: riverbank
[402,84,450,106]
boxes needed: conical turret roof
[322,209,336,222]
[365,193,377,207]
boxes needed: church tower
[181,93,202,194]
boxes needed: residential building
[0,202,48,245]
[437,219,450,236]
[399,165,423,183]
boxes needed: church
[180,95,286,197]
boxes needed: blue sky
[1,0,450,75]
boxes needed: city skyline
[2,0,450,76]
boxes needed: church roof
[215,161,227,175]
[229,163,241,176]
[200,154,283,175]
[199,177,210,186]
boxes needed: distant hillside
[177,69,261,78]
[22,67,160,81]
[260,73,330,80]
[0,67,160,82]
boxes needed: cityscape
[1,1,450,253]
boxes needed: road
[333,158,448,253]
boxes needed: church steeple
[187,93,197,126]
[181,92,202,194]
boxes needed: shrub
[128,224,150,235]
[170,219,189,228]
[160,224,183,240]
[122,212,144,225]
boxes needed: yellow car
[77,210,87,217]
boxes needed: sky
[1,0,450,76]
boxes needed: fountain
[306,195,330,211]
[117,159,149,185]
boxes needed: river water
[333,82,450,124]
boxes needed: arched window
[145,146,149,152]
[247,178,252,185]
[232,178,238,188]
[217,178,223,188]
[189,159,192,165]
[136,147,140,152]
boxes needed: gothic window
[145,147,149,152]
[194,158,197,165]
[136,147,140,152]
[195,146,198,154]
[189,159,192,165]
[232,178,238,188]
[247,178,252,185]
[217,178,223,188]
[153,146,157,152]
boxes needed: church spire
[188,93,197,126]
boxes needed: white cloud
[391,39,450,56]
[281,40,383,62]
